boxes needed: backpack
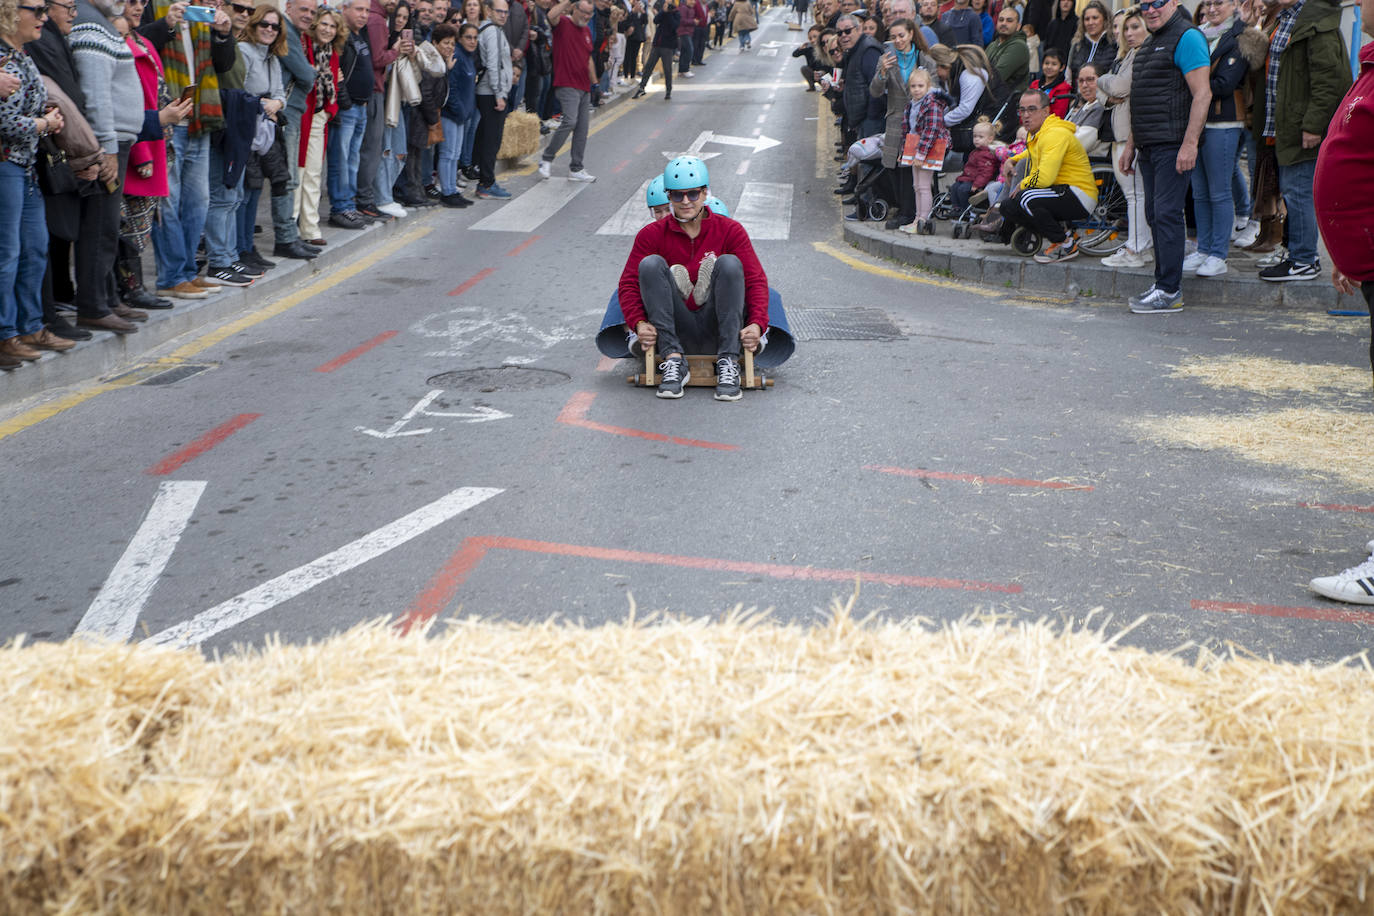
[474,21,497,83]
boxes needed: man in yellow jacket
[998,89,1098,263]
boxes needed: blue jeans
[737,28,752,47]
[460,108,480,166]
[1278,157,1319,266]
[1191,126,1241,259]
[151,126,209,289]
[1232,129,1251,219]
[1137,143,1192,294]
[271,112,301,245]
[0,162,47,340]
[438,114,466,195]
[238,185,262,256]
[204,138,245,269]
[327,105,367,214]
[377,118,406,206]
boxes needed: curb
[0,214,416,410]
[843,222,1363,310]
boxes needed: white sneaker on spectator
[1310,541,1374,605]
[1182,250,1207,272]
[1196,255,1228,277]
[1232,215,1251,234]
[569,169,597,182]
[538,160,551,179]
[1233,220,1260,247]
[378,202,407,218]
[1257,246,1289,268]
[1101,248,1145,268]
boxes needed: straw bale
[4,612,1374,915]
[498,110,540,163]
[1168,355,1370,399]
[1135,408,1374,490]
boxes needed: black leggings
[1000,185,1090,244]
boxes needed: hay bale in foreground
[498,110,540,164]
[4,611,1374,915]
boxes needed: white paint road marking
[75,480,207,642]
[470,177,593,233]
[597,177,654,236]
[145,487,504,648]
[356,389,511,439]
[734,182,793,240]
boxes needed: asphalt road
[2,7,1371,663]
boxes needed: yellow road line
[811,240,1000,297]
[0,226,432,444]
[505,95,641,177]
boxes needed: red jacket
[298,36,340,167]
[125,32,168,198]
[1031,74,1072,119]
[955,147,1000,190]
[367,0,400,93]
[1314,41,1374,284]
[617,210,770,333]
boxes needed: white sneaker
[378,202,407,218]
[537,160,551,180]
[568,169,597,182]
[1196,255,1228,277]
[1257,246,1289,268]
[1233,215,1251,233]
[1184,237,1198,257]
[1310,541,1374,605]
[1101,248,1145,268]
[1233,221,1260,248]
[1182,250,1207,272]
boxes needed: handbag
[427,120,445,147]
[251,113,276,155]
[35,136,79,196]
[1098,107,1116,144]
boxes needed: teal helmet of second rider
[705,196,729,218]
[646,175,669,208]
[663,156,710,190]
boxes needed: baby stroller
[841,136,899,222]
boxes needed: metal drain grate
[788,308,905,341]
[140,364,215,386]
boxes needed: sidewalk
[843,222,1363,311]
[0,89,640,412]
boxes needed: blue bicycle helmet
[663,156,710,191]
[645,175,669,208]
[705,195,730,218]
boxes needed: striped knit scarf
[153,1,223,134]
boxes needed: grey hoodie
[69,0,143,151]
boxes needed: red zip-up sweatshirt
[1314,41,1374,284]
[617,209,770,333]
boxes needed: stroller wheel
[1010,226,1041,256]
[951,221,966,239]
[868,199,889,221]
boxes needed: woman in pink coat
[119,0,174,311]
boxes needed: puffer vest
[842,33,885,127]
[1129,9,1197,147]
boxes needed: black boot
[118,253,175,310]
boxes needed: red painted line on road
[633,142,649,155]
[1299,501,1374,514]
[557,391,739,451]
[648,128,662,139]
[505,235,541,258]
[613,159,630,174]
[596,356,618,372]
[313,330,398,373]
[398,535,1022,629]
[146,413,261,476]
[447,266,496,297]
[865,464,1094,491]
[1194,599,1374,626]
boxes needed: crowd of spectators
[808,0,1358,299]
[1,0,735,366]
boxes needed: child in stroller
[840,135,900,223]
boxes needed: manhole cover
[789,308,905,341]
[140,363,215,386]
[426,367,571,392]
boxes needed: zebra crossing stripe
[594,181,794,240]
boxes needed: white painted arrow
[663,130,781,160]
[356,389,511,439]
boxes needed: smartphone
[184,5,216,22]
[401,27,413,41]
[179,84,198,102]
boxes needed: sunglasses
[257,19,280,28]
[1139,0,1169,8]
[18,4,49,15]
[837,25,854,32]
[667,188,705,202]
[231,2,253,10]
